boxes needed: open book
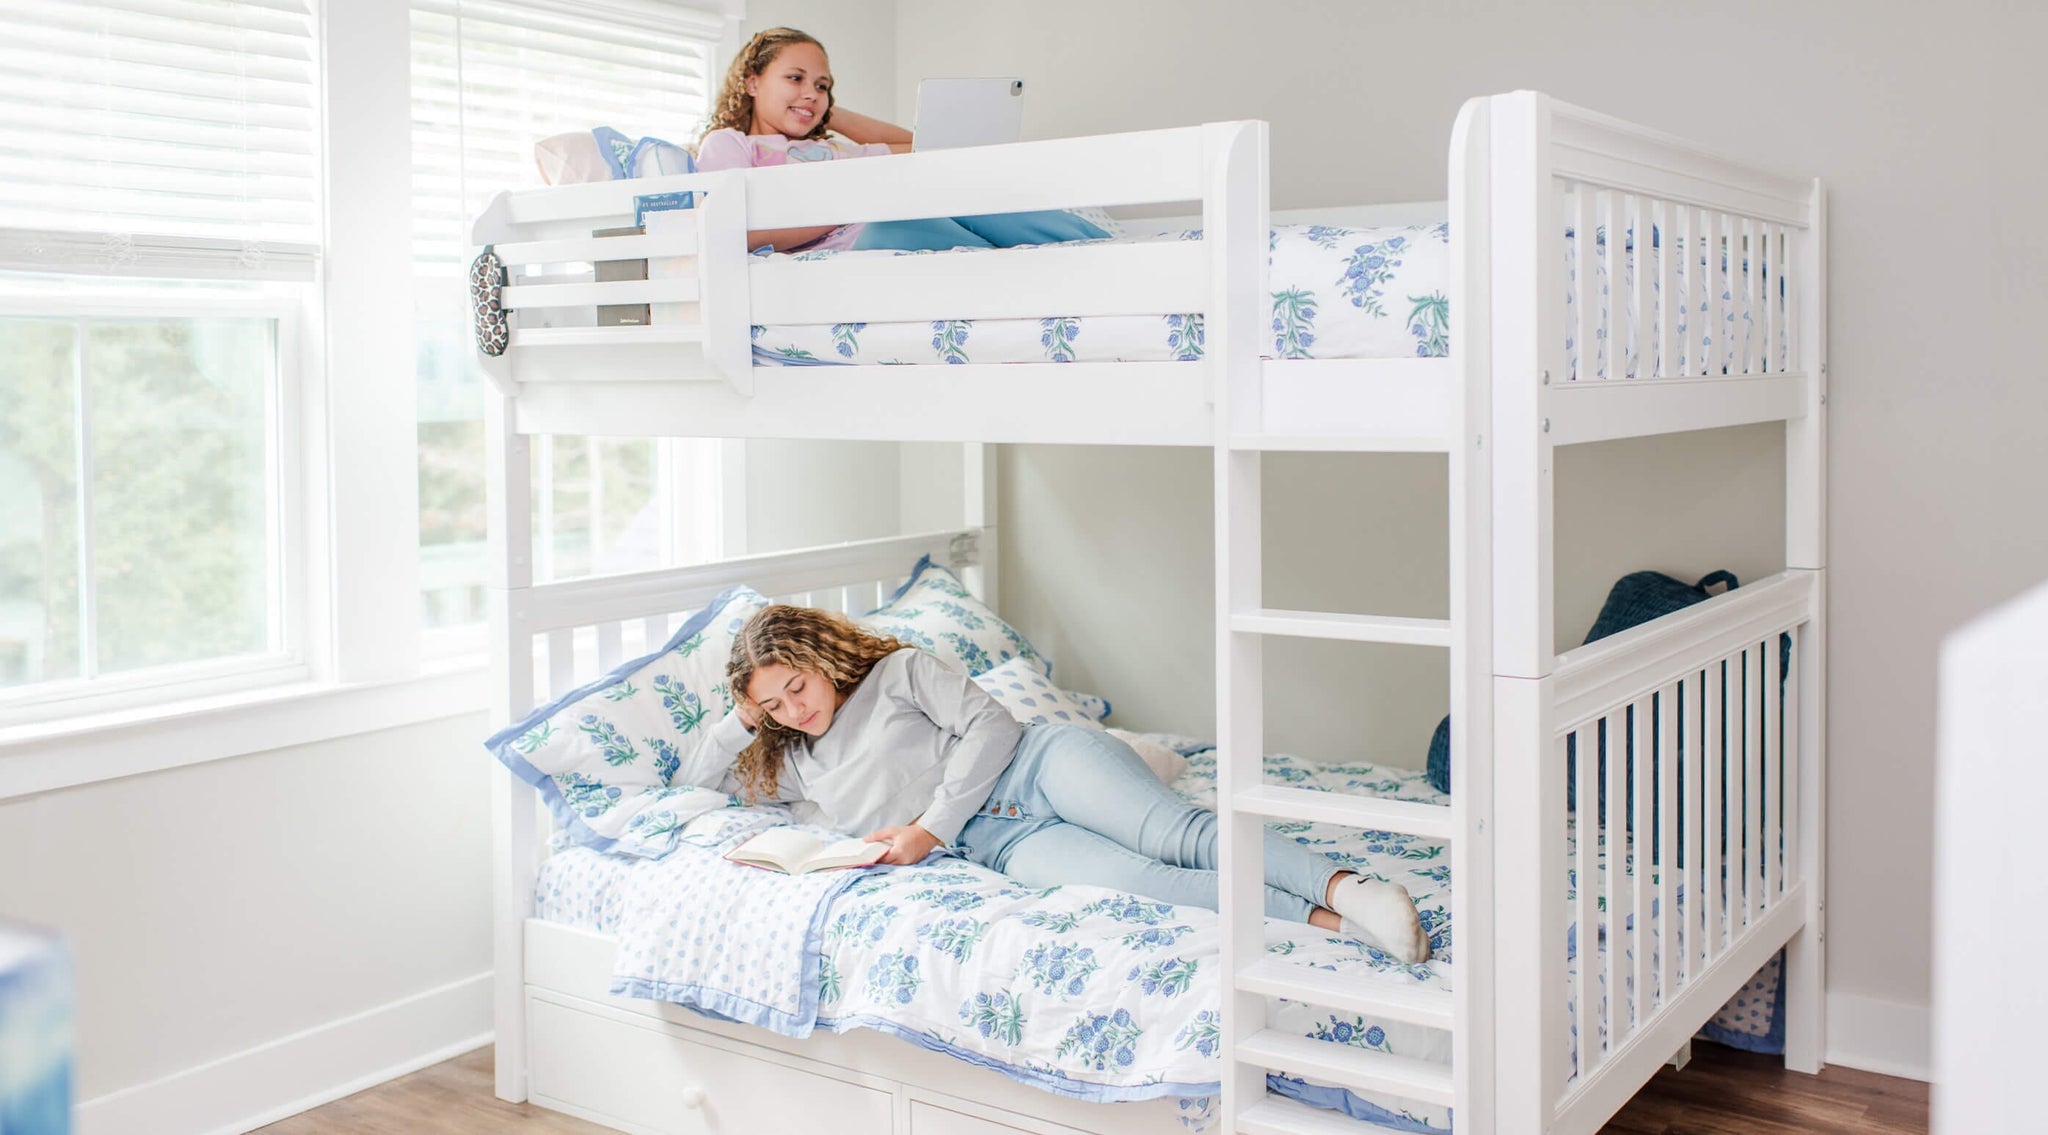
[724,828,889,875]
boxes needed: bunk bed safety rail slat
[1543,99,1813,449]
[1544,569,1814,1127]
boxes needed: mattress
[743,219,1778,375]
[746,222,1452,367]
[535,743,1776,1131]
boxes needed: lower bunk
[521,742,1791,1134]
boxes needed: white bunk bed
[476,91,1827,1135]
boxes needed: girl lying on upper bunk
[673,603,1435,964]
[696,27,1110,254]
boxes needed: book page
[804,837,889,872]
[726,829,885,874]
[726,828,821,872]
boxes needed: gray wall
[894,0,2048,1071]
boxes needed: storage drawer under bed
[527,996,895,1135]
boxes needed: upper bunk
[466,93,1824,452]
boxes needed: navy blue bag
[1425,569,1740,801]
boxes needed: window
[409,0,727,641]
[0,1,319,718]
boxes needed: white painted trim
[0,662,487,801]
[322,0,424,684]
[77,972,494,1135]
[1824,993,1931,1082]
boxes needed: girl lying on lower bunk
[695,27,1109,254]
[674,603,1434,965]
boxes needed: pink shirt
[694,128,895,252]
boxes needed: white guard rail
[468,123,1264,400]
[1486,89,1824,1135]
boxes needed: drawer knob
[679,1085,707,1109]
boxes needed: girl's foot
[1328,876,1432,964]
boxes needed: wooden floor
[254,1042,1928,1134]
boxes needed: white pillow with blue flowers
[971,656,1110,725]
[486,586,766,857]
[858,556,1044,678]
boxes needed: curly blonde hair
[704,27,832,142]
[727,604,902,802]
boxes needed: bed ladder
[1206,112,1488,1133]
[1215,437,1462,1134]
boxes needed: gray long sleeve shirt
[673,648,1023,844]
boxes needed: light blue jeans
[955,724,1342,922]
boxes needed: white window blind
[0,0,320,280]
[410,0,726,639]
[410,0,721,274]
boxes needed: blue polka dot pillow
[859,555,1045,678]
[971,656,1110,725]
[485,586,765,857]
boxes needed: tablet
[912,77,1025,151]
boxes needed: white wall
[0,714,494,1133]
[897,0,2048,1079]
[750,0,898,124]
[734,2,908,558]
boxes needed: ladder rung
[1236,958,1454,1031]
[1231,433,1451,454]
[1240,1095,1418,1134]
[1236,1029,1454,1108]
[1230,609,1452,647]
[1234,786,1454,841]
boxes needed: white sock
[1328,876,1432,965]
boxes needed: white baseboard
[78,971,495,1135]
[1825,991,1931,1082]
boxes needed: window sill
[0,658,490,801]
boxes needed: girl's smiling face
[745,41,832,138]
[746,662,840,736]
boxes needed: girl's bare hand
[863,824,941,865]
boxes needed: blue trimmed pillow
[859,556,1044,678]
[972,656,1110,726]
[485,586,765,857]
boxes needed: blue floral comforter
[538,744,1781,1133]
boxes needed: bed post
[1448,94,1498,1135]
[959,443,998,607]
[1488,90,1567,1135]
[1206,118,1271,1128]
[486,391,539,1102]
[1782,179,1829,1075]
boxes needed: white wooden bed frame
[476,91,1828,1135]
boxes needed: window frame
[0,285,317,726]
[407,0,734,649]
[0,0,743,788]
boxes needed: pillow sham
[534,131,610,186]
[485,585,766,856]
[1109,728,1190,786]
[1065,206,1124,239]
[968,658,1186,783]
[971,656,1110,726]
[859,556,1045,678]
